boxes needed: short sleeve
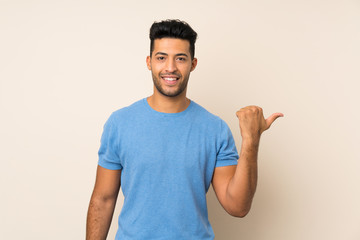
[97,114,123,170]
[216,120,239,167]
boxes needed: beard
[152,72,190,97]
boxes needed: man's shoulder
[108,98,145,122]
[191,101,224,124]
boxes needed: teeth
[163,78,177,81]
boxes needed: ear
[146,56,151,70]
[190,58,198,72]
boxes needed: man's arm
[212,106,283,217]
[86,165,121,240]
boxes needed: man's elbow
[225,204,251,218]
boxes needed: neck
[147,90,190,113]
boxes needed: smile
[161,76,180,85]
[162,77,178,81]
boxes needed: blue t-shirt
[98,98,238,240]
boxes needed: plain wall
[1,0,359,239]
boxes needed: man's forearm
[226,138,259,217]
[221,106,282,217]
[86,196,117,240]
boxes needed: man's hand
[236,106,283,141]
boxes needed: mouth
[161,75,180,85]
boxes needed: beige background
[1,0,359,239]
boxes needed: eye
[177,57,186,61]
[157,56,165,61]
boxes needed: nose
[165,58,177,72]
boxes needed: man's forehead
[153,38,191,54]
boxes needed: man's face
[146,38,197,98]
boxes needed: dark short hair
[149,19,198,59]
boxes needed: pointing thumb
[265,112,284,130]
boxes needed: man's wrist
[241,137,260,154]
[242,135,260,146]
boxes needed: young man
[86,19,283,240]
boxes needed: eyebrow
[154,52,189,57]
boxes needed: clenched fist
[236,106,283,141]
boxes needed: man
[86,19,283,240]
